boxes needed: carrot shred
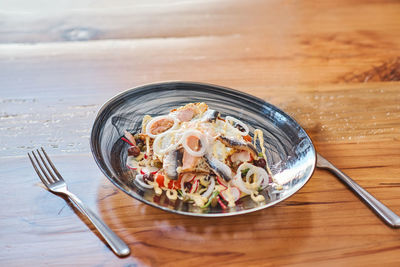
[243,135,252,142]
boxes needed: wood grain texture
[1,0,400,266]
[1,82,399,266]
[1,0,400,88]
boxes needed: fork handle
[65,191,131,257]
[317,153,400,228]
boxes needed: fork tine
[36,149,59,183]
[28,152,51,188]
[41,147,64,181]
[32,150,55,184]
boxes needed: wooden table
[1,0,400,266]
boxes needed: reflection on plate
[90,82,316,217]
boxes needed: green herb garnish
[241,168,250,177]
[201,191,219,208]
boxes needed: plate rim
[90,81,317,217]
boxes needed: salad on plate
[122,102,282,209]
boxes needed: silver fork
[317,153,400,228]
[28,147,131,257]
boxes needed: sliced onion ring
[181,173,194,196]
[181,130,208,157]
[127,157,140,169]
[221,187,240,202]
[236,162,253,174]
[230,187,241,201]
[232,174,253,195]
[134,174,153,189]
[226,116,249,136]
[153,131,183,156]
[245,168,257,184]
[237,162,268,188]
[145,115,178,138]
[233,162,257,194]
[201,176,215,198]
[255,166,270,189]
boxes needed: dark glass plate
[90,82,316,217]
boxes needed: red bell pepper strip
[217,196,227,209]
[121,137,134,146]
[216,176,228,189]
[187,175,197,183]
